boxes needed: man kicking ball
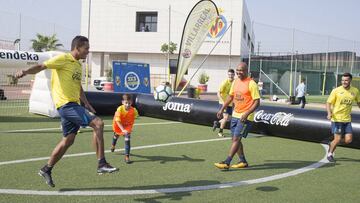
[15,36,118,187]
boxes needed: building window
[136,12,158,32]
[243,23,247,39]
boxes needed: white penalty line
[0,139,329,196]
[0,121,181,133]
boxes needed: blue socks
[225,156,232,165]
[98,157,107,165]
[112,134,119,147]
[124,135,131,155]
[239,155,247,163]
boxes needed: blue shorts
[219,104,233,115]
[331,122,352,136]
[57,102,96,136]
[230,118,252,138]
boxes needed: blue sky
[246,0,360,41]
[0,0,81,50]
[0,0,359,53]
[246,0,360,54]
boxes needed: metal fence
[247,22,360,97]
[249,58,360,97]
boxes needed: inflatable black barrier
[84,91,136,115]
[85,91,360,149]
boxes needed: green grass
[265,94,329,103]
[0,114,360,202]
[0,99,29,116]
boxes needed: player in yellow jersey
[111,94,138,164]
[212,69,235,137]
[214,62,260,170]
[15,36,118,187]
[326,73,360,162]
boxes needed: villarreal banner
[175,0,219,89]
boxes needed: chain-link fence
[0,68,32,116]
[248,22,360,98]
[250,58,360,98]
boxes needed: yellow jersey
[229,77,260,121]
[44,53,83,109]
[327,86,360,122]
[219,79,233,106]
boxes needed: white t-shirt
[296,83,306,97]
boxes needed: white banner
[175,0,219,89]
[0,49,54,68]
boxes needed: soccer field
[0,114,360,202]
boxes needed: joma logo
[162,102,192,113]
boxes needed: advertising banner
[112,61,151,93]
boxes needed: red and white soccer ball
[153,84,173,103]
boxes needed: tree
[160,41,177,54]
[31,33,63,52]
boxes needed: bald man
[214,62,260,170]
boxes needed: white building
[80,0,254,92]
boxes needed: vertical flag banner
[175,0,219,89]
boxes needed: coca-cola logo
[254,110,294,126]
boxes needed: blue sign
[112,61,151,93]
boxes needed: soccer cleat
[97,163,119,174]
[214,161,230,170]
[38,169,55,187]
[110,146,115,152]
[231,162,249,169]
[218,132,224,137]
[327,155,335,163]
[212,121,218,132]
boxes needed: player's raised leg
[90,117,119,174]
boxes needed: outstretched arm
[80,86,96,113]
[326,103,332,120]
[240,99,260,122]
[217,95,233,119]
[116,121,128,135]
[15,64,46,79]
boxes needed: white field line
[0,137,229,166]
[0,138,329,196]
[0,121,181,133]
[0,106,28,108]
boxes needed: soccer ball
[154,84,173,103]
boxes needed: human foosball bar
[85,92,360,149]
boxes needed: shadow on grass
[221,159,333,173]
[3,128,116,134]
[127,153,205,164]
[335,157,360,163]
[59,179,220,191]
[0,116,59,123]
[133,192,192,203]
[256,186,279,192]
[60,180,222,202]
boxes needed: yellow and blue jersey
[219,79,233,106]
[44,53,83,109]
[327,86,360,122]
